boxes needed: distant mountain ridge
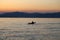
[0,12,60,18]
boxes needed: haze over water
[0,18,60,40]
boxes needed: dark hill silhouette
[0,12,60,18]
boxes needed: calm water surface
[0,18,60,40]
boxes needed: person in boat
[28,21,36,24]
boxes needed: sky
[0,0,60,12]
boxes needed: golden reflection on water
[0,18,60,40]
[0,18,60,22]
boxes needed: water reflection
[0,18,60,40]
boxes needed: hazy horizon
[0,0,60,13]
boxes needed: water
[0,18,60,40]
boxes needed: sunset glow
[0,0,60,12]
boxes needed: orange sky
[0,0,60,12]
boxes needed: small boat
[28,21,36,24]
